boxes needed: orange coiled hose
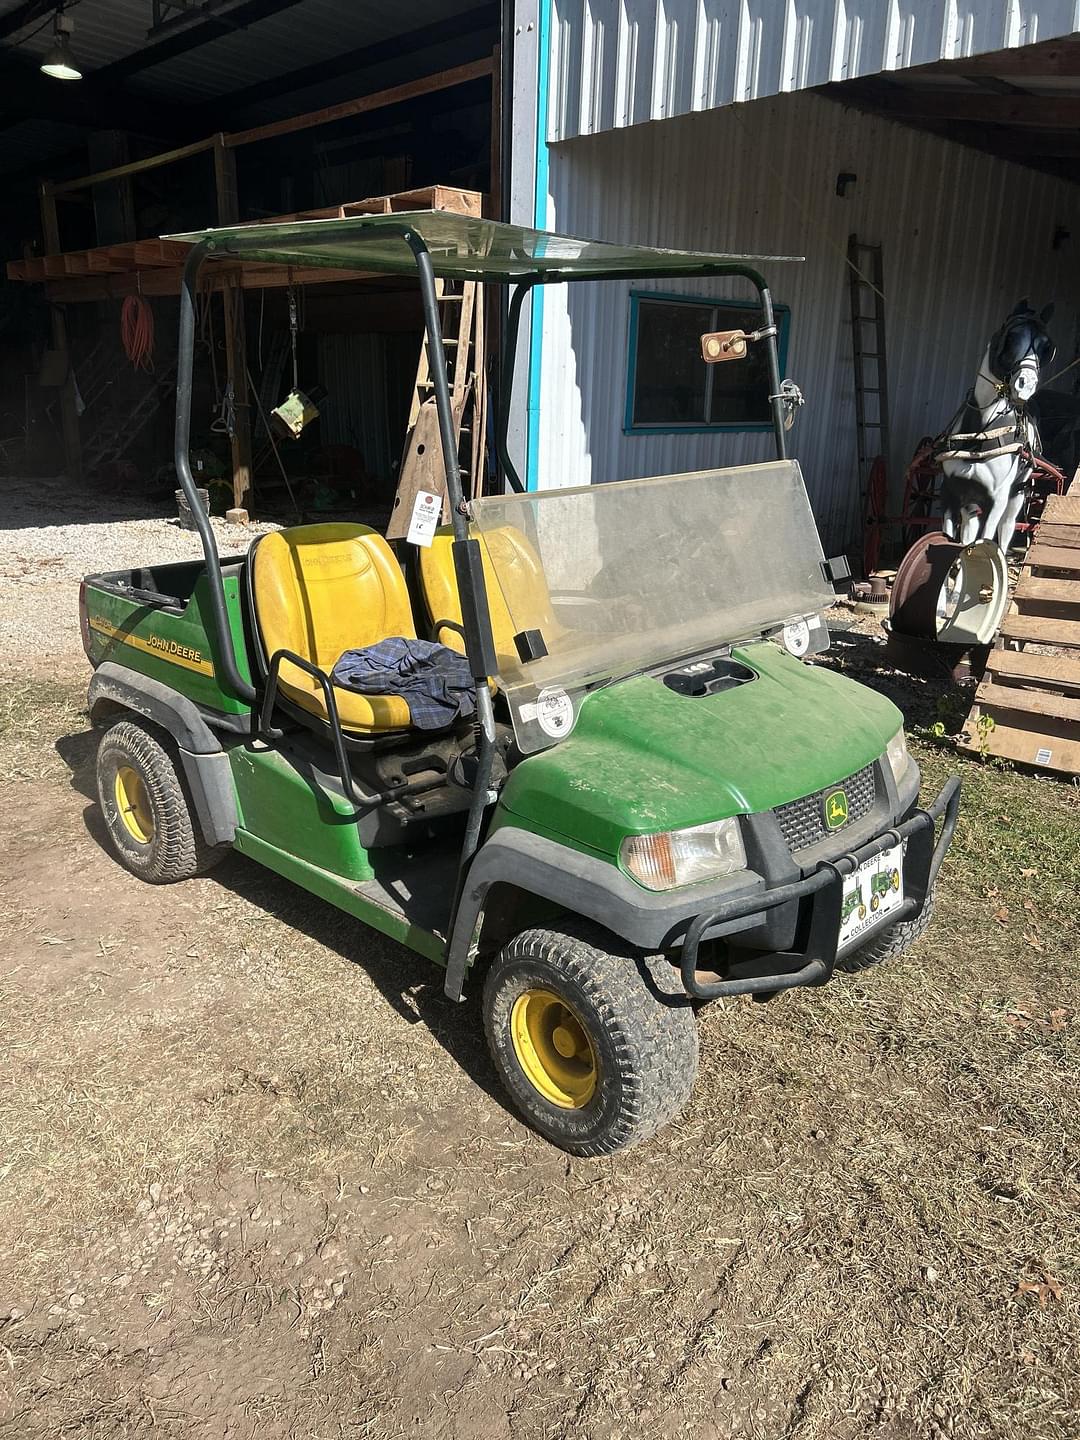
[121,293,154,371]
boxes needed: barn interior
[0,0,502,524]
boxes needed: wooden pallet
[6,185,483,301]
[960,485,1080,774]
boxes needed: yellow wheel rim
[114,765,154,844]
[510,988,598,1109]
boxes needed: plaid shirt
[332,638,476,731]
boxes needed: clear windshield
[470,461,835,752]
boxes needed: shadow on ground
[54,722,509,1121]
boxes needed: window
[625,292,790,433]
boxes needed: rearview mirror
[700,329,748,363]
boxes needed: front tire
[482,925,698,1155]
[96,719,226,883]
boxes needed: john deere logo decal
[823,789,849,830]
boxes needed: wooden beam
[912,39,1080,80]
[975,681,1080,724]
[1013,576,1080,606]
[1042,495,1080,525]
[1026,543,1080,571]
[1000,614,1080,647]
[224,56,495,148]
[1035,524,1080,547]
[489,43,502,220]
[37,266,393,301]
[928,126,1080,159]
[839,84,1080,128]
[50,138,216,196]
[986,648,1080,690]
[214,136,253,515]
[39,185,81,482]
[960,705,1080,773]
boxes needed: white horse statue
[938,300,1055,554]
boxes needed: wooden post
[40,183,83,480]
[489,44,501,221]
[213,137,253,515]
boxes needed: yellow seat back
[418,525,556,670]
[252,523,416,732]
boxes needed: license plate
[838,843,904,952]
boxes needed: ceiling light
[40,11,82,81]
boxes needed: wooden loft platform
[7,186,483,302]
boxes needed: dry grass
[0,665,1078,1439]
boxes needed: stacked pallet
[961,485,1080,774]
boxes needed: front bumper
[679,775,962,999]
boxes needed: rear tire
[96,719,226,883]
[838,889,935,973]
[482,924,698,1155]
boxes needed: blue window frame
[624,291,791,435]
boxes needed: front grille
[774,764,877,853]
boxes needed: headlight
[885,727,909,784]
[620,818,746,891]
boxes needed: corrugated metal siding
[535,91,1080,549]
[550,0,1080,141]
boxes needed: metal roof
[549,0,1080,141]
[170,210,804,280]
[0,0,486,100]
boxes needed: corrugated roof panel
[124,0,482,102]
[550,0,1080,140]
[535,90,1080,549]
[0,0,487,101]
[3,0,151,72]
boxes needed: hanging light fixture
[40,7,82,81]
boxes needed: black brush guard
[679,775,962,999]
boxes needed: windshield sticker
[534,688,575,740]
[782,618,811,657]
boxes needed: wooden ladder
[386,278,487,539]
[960,483,1080,774]
[847,234,892,508]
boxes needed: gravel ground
[0,474,279,661]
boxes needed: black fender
[442,826,765,1001]
[87,662,237,846]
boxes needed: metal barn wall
[534,91,1080,549]
[550,0,1080,141]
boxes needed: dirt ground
[1,495,1079,1439]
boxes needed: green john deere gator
[80,213,960,1155]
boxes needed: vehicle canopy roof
[169,210,803,283]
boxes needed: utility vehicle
[81,213,960,1154]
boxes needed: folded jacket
[331,637,476,731]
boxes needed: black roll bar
[173,226,792,986]
[492,265,787,495]
[176,240,256,703]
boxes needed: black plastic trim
[87,662,238,845]
[680,775,961,998]
[443,827,769,999]
[443,773,960,1003]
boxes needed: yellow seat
[418,525,558,673]
[252,522,416,734]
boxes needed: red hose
[121,293,154,371]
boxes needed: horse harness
[934,406,1036,465]
[935,308,1054,467]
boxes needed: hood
[498,642,901,857]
